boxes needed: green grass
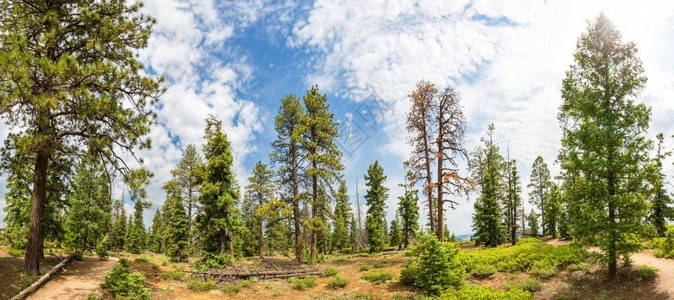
[289,276,317,290]
[322,267,339,277]
[361,269,396,284]
[221,280,252,294]
[471,264,497,278]
[327,275,350,289]
[358,265,370,272]
[636,265,658,281]
[134,256,149,263]
[158,271,185,281]
[528,261,557,278]
[505,279,542,293]
[186,279,217,292]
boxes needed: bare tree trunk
[187,187,193,248]
[437,145,444,242]
[26,148,49,275]
[228,231,234,256]
[219,232,226,255]
[310,170,317,263]
[292,149,303,264]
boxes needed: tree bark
[310,166,318,263]
[437,142,444,242]
[292,146,303,264]
[25,148,49,275]
[228,231,234,256]
[187,186,192,248]
[259,193,264,257]
[219,231,226,255]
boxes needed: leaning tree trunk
[26,148,49,275]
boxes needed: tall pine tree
[332,180,352,251]
[364,161,388,253]
[504,158,522,245]
[647,133,673,237]
[528,156,551,236]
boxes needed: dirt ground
[0,246,62,299]
[28,256,118,300]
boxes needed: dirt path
[546,239,674,297]
[28,257,117,300]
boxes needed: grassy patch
[358,265,370,272]
[289,276,317,290]
[327,275,350,289]
[158,271,185,281]
[361,269,396,284]
[186,279,217,292]
[636,265,658,281]
[322,267,339,277]
[471,264,497,278]
[505,279,543,293]
[528,261,557,278]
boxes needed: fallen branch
[182,267,320,283]
[10,254,76,300]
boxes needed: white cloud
[292,0,674,234]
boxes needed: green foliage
[332,181,352,251]
[96,236,110,260]
[134,256,149,263]
[187,279,217,292]
[457,238,587,273]
[653,226,674,258]
[171,144,203,252]
[400,233,464,294]
[125,170,152,254]
[196,116,240,255]
[644,238,665,249]
[504,279,542,293]
[326,275,350,289]
[65,160,112,254]
[567,262,590,272]
[111,200,127,250]
[471,124,506,247]
[361,269,396,284]
[221,280,252,294]
[241,160,277,257]
[543,183,562,238]
[162,180,190,261]
[193,252,234,270]
[18,276,35,289]
[504,159,522,244]
[9,248,24,257]
[322,267,339,277]
[471,264,497,278]
[635,265,658,280]
[528,261,557,278]
[101,259,150,300]
[358,265,370,272]
[159,271,185,281]
[528,156,551,236]
[389,215,402,249]
[559,14,652,278]
[438,286,533,300]
[647,134,674,237]
[148,210,163,253]
[364,161,388,253]
[289,276,317,290]
[526,210,539,237]
[396,188,419,248]
[87,293,100,300]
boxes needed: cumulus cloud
[292,0,674,234]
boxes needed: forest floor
[28,256,118,300]
[0,246,62,299]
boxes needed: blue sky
[2,0,674,235]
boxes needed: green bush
[87,293,100,300]
[101,259,150,300]
[373,261,385,268]
[8,248,24,257]
[18,276,35,289]
[322,267,339,277]
[439,286,533,300]
[186,279,217,292]
[289,276,317,290]
[505,279,542,292]
[221,280,252,294]
[327,275,350,289]
[96,236,110,260]
[358,265,370,272]
[471,264,497,278]
[528,261,557,278]
[193,252,234,270]
[333,256,348,263]
[134,256,149,263]
[400,233,464,294]
[567,262,590,272]
[644,238,665,249]
[74,250,83,261]
[361,269,396,284]
[636,265,658,281]
[458,238,587,273]
[352,253,373,258]
[158,271,185,281]
[653,226,674,259]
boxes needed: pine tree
[111,200,127,250]
[544,183,562,238]
[389,215,402,249]
[298,86,343,262]
[559,14,651,279]
[528,156,551,236]
[470,124,505,247]
[504,158,522,245]
[244,161,276,257]
[64,160,112,254]
[171,144,203,249]
[349,215,358,251]
[0,0,163,275]
[124,169,152,254]
[196,116,240,256]
[648,133,673,237]
[148,210,163,253]
[526,209,539,237]
[398,190,419,249]
[270,94,305,263]
[364,161,388,253]
[332,181,352,251]
[558,203,571,240]
[162,180,189,262]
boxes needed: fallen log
[10,254,76,300]
[182,267,321,282]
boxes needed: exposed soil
[0,246,62,299]
[28,256,118,300]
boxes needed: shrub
[289,276,317,290]
[8,248,24,257]
[505,279,542,292]
[400,233,464,294]
[362,269,396,284]
[327,275,350,289]
[221,280,251,294]
[654,226,674,259]
[322,267,339,277]
[358,265,370,272]
[373,261,385,268]
[471,264,497,278]
[74,250,83,261]
[135,256,149,263]
[18,276,35,289]
[567,262,590,272]
[96,236,110,260]
[186,279,217,292]
[87,293,100,300]
[636,265,658,281]
[101,259,150,300]
[158,271,185,281]
[193,252,234,270]
[352,253,373,258]
[439,286,533,300]
[644,238,665,249]
[333,256,348,263]
[528,261,557,278]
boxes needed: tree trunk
[310,171,318,263]
[228,231,234,256]
[25,148,49,275]
[187,187,193,248]
[259,214,264,257]
[423,126,434,233]
[219,231,226,254]
[292,148,303,264]
[437,145,444,242]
